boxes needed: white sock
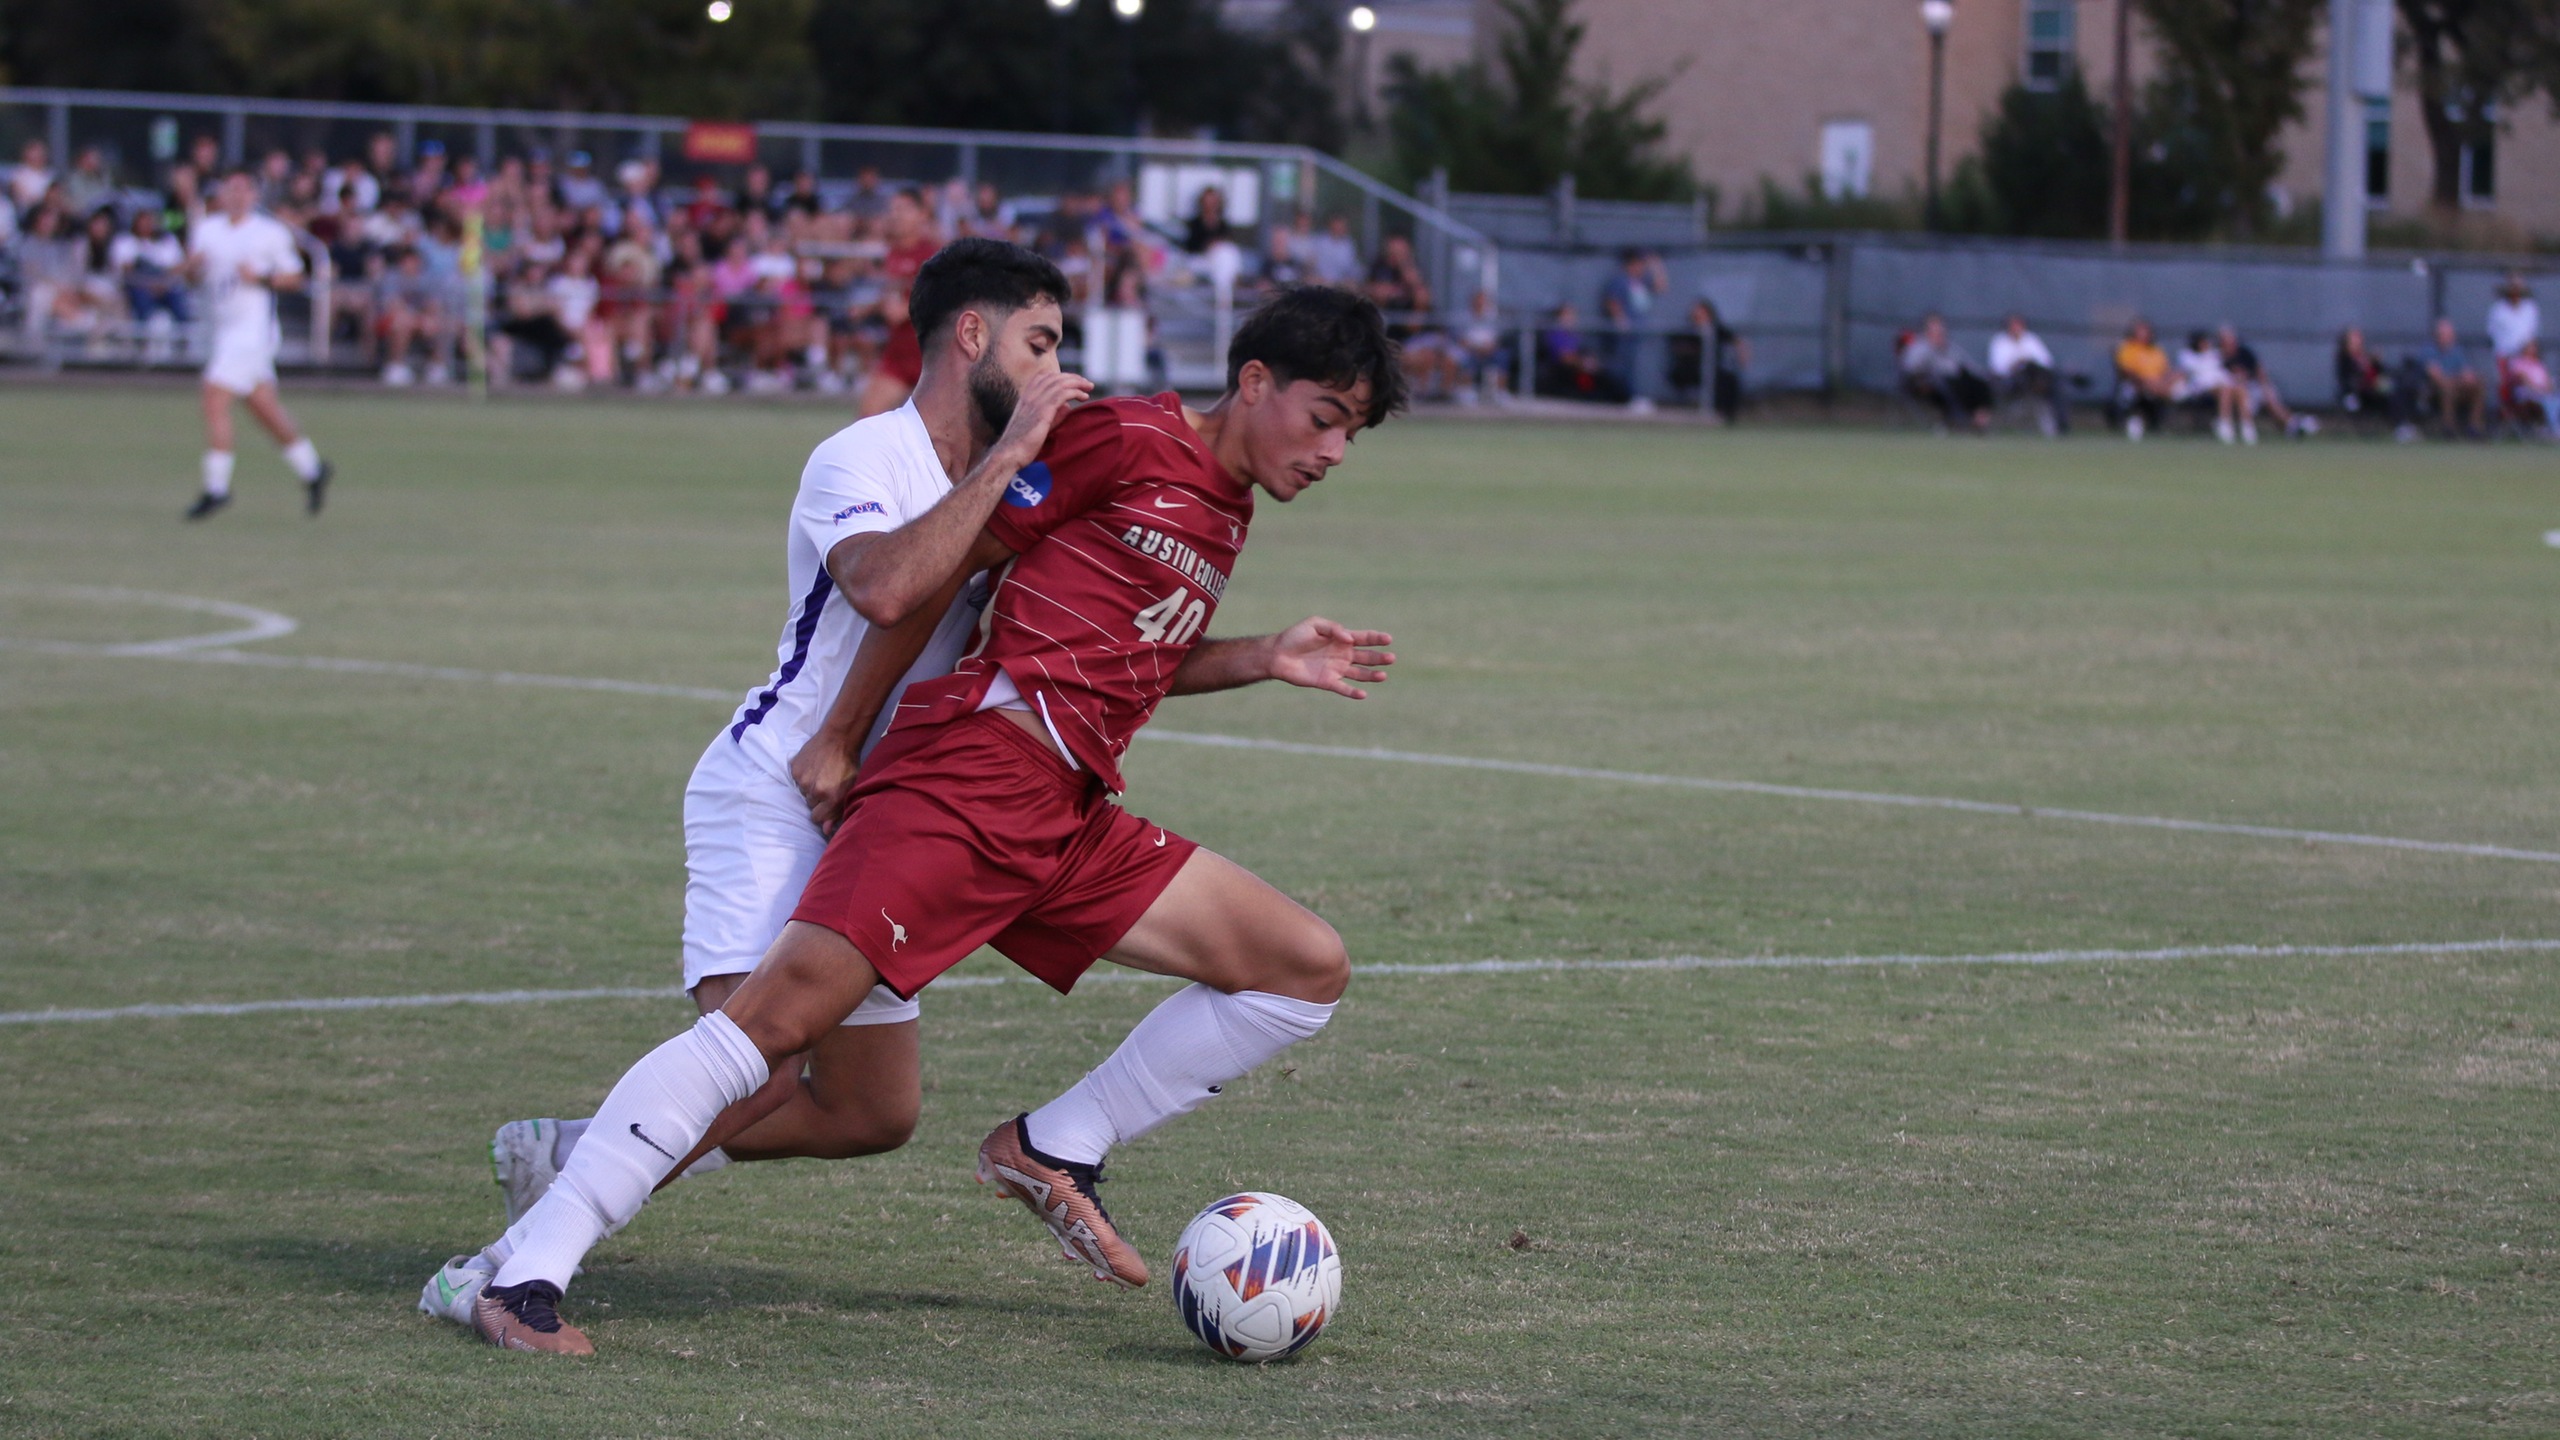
[490,1012,768,1291]
[281,437,322,481]
[201,450,234,498]
[552,1115,726,1179]
[1026,985,1335,1166]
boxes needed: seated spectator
[2415,317,2488,439]
[2171,329,2238,439]
[376,245,457,385]
[110,206,191,348]
[844,165,890,227]
[1536,303,1627,403]
[1987,313,2065,436]
[2334,326,2393,425]
[69,207,131,341]
[1899,313,1992,433]
[16,205,89,339]
[2502,339,2559,440]
[782,170,826,222]
[1306,214,1363,287]
[1452,290,1509,405]
[1259,221,1308,289]
[2110,319,2173,439]
[63,145,115,215]
[2218,324,2313,441]
[1665,298,1746,424]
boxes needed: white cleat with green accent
[491,1118,563,1224]
[418,1253,495,1327]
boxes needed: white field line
[9,588,2559,866]
[6,938,2556,1027]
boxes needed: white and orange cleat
[976,1114,1149,1289]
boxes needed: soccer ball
[1171,1191,1341,1362]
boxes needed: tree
[2135,0,2325,236]
[1960,74,2116,237]
[2396,0,2560,212]
[1383,0,1690,200]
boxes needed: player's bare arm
[1166,617,1395,699]
[786,565,977,832]
[833,365,1089,627]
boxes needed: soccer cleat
[976,1114,1149,1289]
[183,491,231,522]
[492,1119,563,1224]
[418,1253,494,1327]
[304,460,332,516]
[472,1281,593,1355]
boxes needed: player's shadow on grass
[222,1234,455,1297]
[593,1259,1090,1323]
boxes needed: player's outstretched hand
[788,733,860,837]
[1267,617,1394,700]
[992,369,1094,466]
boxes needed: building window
[2364,98,2389,205]
[1819,120,1874,200]
[2023,0,2075,89]
[2461,131,2495,207]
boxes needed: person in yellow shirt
[2111,318,2174,439]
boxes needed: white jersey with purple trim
[724,401,986,784]
[187,210,301,340]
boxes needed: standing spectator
[376,245,456,386]
[1899,313,1992,433]
[1986,312,2065,436]
[2415,317,2488,438]
[1598,248,1665,407]
[1182,186,1236,254]
[857,186,940,415]
[1666,298,1747,424]
[17,205,89,340]
[1305,214,1362,287]
[8,139,56,213]
[2503,339,2559,439]
[1087,242,1154,395]
[2110,319,2174,439]
[2487,273,2539,361]
[601,205,666,383]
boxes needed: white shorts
[203,324,279,395]
[682,734,921,1025]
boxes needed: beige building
[1553,0,2559,242]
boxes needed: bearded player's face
[964,298,1065,436]
[1236,364,1368,503]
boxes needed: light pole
[1920,0,1954,231]
[2108,0,2131,245]
[1113,0,1144,137]
[1047,0,1077,134]
[1347,5,1378,134]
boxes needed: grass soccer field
[4,385,2559,1437]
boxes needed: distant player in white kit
[183,169,333,521]
[421,239,1088,1326]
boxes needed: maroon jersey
[890,394,1252,792]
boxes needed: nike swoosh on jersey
[1151,496,1186,509]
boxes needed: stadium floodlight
[707,0,733,19]
[1347,4,1377,31]
[1113,0,1143,18]
[1917,0,1954,33]
[1046,0,1078,10]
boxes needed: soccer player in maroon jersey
[468,286,1404,1354]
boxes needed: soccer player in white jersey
[183,169,334,521]
[421,239,1088,1327]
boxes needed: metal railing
[0,86,1498,386]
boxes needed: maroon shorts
[791,710,1197,998]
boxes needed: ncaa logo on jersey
[1005,462,1054,508]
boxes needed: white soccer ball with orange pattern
[1170,1191,1341,1362]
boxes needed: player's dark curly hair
[910,238,1073,347]
[1226,285,1408,429]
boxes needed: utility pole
[2108,0,2132,246]
[1921,0,1954,231]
